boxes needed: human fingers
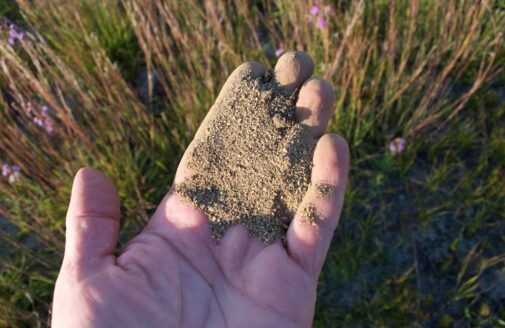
[286,134,349,277]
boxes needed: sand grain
[175,73,317,243]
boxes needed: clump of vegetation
[0,0,504,326]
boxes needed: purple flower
[310,5,320,15]
[33,115,54,133]
[275,48,284,58]
[1,163,21,184]
[43,118,53,133]
[316,16,327,29]
[33,117,43,127]
[6,23,24,45]
[8,171,20,184]
[1,163,10,177]
[33,105,54,133]
[307,3,331,29]
[388,137,406,155]
[42,105,50,116]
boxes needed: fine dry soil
[176,72,328,243]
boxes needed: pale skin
[52,52,350,328]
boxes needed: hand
[51,52,349,328]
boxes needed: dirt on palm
[175,72,319,243]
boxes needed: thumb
[63,167,120,274]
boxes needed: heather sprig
[388,137,406,155]
[307,2,333,30]
[1,163,20,184]
[3,19,24,45]
[32,105,54,133]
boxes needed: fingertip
[73,167,106,188]
[312,134,349,187]
[274,51,314,92]
[69,167,120,220]
[238,61,265,78]
[296,78,335,137]
[215,61,265,104]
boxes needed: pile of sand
[175,72,319,243]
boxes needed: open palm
[52,52,349,328]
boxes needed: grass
[0,0,504,326]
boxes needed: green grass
[314,91,505,326]
[0,0,504,326]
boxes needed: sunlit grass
[1,0,504,326]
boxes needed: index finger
[173,61,265,185]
